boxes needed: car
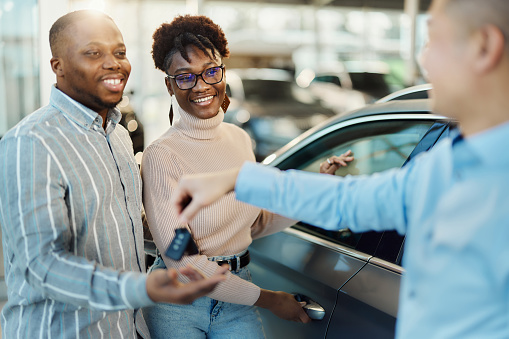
[224,68,336,161]
[303,61,406,114]
[247,90,456,339]
[376,83,431,103]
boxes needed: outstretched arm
[173,162,411,235]
[172,166,241,224]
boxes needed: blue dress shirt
[236,121,509,338]
[0,87,153,338]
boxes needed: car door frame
[251,111,450,338]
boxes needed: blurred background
[0,0,431,301]
[0,0,432,158]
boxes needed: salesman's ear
[472,24,505,74]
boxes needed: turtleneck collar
[173,105,224,140]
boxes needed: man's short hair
[445,0,508,51]
[49,10,113,56]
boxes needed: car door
[325,120,455,339]
[249,113,448,339]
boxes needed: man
[171,0,509,338]
[0,10,226,338]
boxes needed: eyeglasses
[167,64,225,90]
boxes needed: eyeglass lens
[175,66,223,90]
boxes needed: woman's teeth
[104,79,121,85]
[193,96,213,103]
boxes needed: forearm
[24,250,152,310]
[235,162,410,234]
[250,210,298,240]
[254,289,276,309]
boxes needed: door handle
[294,294,326,320]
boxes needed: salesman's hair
[445,0,509,51]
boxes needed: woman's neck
[173,106,224,140]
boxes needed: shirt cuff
[121,272,156,309]
[235,162,279,210]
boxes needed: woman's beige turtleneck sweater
[141,107,296,306]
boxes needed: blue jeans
[143,255,266,339]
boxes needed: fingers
[319,161,340,175]
[177,199,204,224]
[320,150,354,173]
[180,264,229,282]
[179,265,207,281]
[179,275,226,301]
[171,187,191,216]
[299,311,312,324]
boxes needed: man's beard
[92,94,123,110]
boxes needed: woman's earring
[221,94,230,113]
[169,103,174,125]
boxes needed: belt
[215,251,250,272]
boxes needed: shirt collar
[453,120,509,167]
[49,85,122,132]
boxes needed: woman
[141,15,352,338]
[142,15,307,339]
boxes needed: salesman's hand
[171,167,241,224]
[146,264,228,304]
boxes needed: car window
[276,119,434,255]
[242,79,295,101]
[313,75,342,87]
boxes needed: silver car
[248,96,455,338]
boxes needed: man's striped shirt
[0,86,153,338]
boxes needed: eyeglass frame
[166,64,225,90]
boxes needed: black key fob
[165,227,199,261]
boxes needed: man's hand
[320,150,354,175]
[255,289,311,323]
[171,167,241,224]
[146,264,228,304]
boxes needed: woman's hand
[255,289,311,323]
[319,150,354,175]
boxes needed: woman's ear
[165,77,174,96]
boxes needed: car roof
[263,98,449,162]
[314,98,435,131]
[377,83,432,103]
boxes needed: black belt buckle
[216,251,249,273]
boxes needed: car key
[165,227,199,261]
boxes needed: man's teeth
[104,79,121,85]
[193,96,213,103]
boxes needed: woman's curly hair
[152,15,230,74]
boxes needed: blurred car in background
[247,86,456,338]
[300,61,405,115]
[224,68,336,161]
